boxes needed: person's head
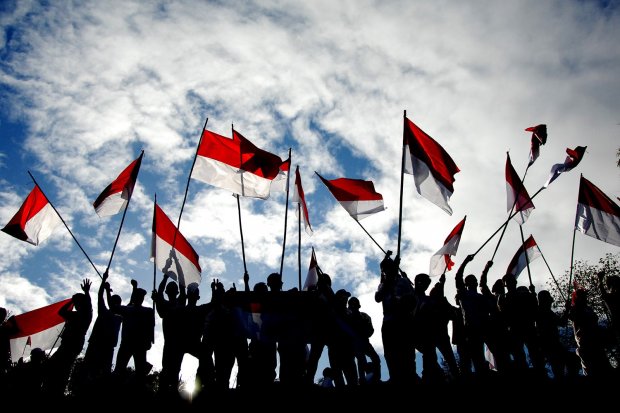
[464,274,478,290]
[317,273,332,290]
[165,280,179,299]
[133,288,147,306]
[414,273,431,292]
[109,294,122,310]
[491,279,505,296]
[572,288,588,307]
[538,290,553,309]
[348,296,361,311]
[253,282,268,293]
[267,273,283,292]
[30,347,45,364]
[72,293,87,310]
[322,367,334,378]
[335,289,351,306]
[187,284,200,303]
[502,273,517,291]
[0,307,6,323]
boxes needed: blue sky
[1,0,619,386]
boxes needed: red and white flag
[151,203,201,287]
[8,298,72,361]
[525,124,547,166]
[292,166,313,236]
[429,216,466,277]
[506,153,535,225]
[403,117,460,215]
[191,128,287,199]
[575,176,620,247]
[506,235,541,279]
[93,151,143,217]
[303,247,319,291]
[2,184,61,246]
[316,172,385,221]
[543,146,587,188]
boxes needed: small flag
[93,151,143,217]
[506,235,542,279]
[303,247,319,291]
[429,216,466,277]
[525,124,547,166]
[543,146,586,188]
[506,153,535,225]
[316,172,385,221]
[292,166,313,236]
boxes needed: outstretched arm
[455,254,474,291]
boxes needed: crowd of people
[0,250,619,403]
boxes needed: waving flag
[525,124,547,166]
[506,153,535,225]
[269,156,291,194]
[429,216,466,277]
[292,166,313,236]
[93,151,143,217]
[151,203,201,287]
[575,176,620,247]
[303,247,319,291]
[8,298,72,362]
[543,146,587,188]
[316,172,385,221]
[2,184,61,245]
[191,128,287,199]
[403,117,460,215]
[506,235,541,279]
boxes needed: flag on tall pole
[2,184,62,245]
[525,124,547,166]
[191,128,287,199]
[151,203,202,287]
[506,153,535,225]
[316,172,385,221]
[292,166,313,236]
[543,146,587,188]
[303,247,319,291]
[575,176,620,247]
[8,298,72,361]
[403,116,460,215]
[429,216,466,277]
[506,235,542,279]
[93,151,143,217]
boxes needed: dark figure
[11,347,47,397]
[347,296,381,384]
[83,270,122,381]
[305,270,335,385]
[246,280,277,388]
[43,279,93,397]
[536,290,568,379]
[412,273,443,383]
[328,288,358,387]
[597,271,620,348]
[428,274,460,379]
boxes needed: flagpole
[538,244,567,302]
[355,219,387,255]
[28,171,102,279]
[490,155,530,261]
[236,194,248,274]
[519,225,533,288]
[279,149,292,278]
[473,186,545,257]
[47,325,65,358]
[567,227,577,303]
[153,193,157,293]
[21,338,30,358]
[105,150,144,273]
[172,117,209,249]
[397,110,407,257]
[298,200,302,290]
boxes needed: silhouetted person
[83,270,122,381]
[0,307,14,382]
[43,278,93,397]
[328,288,358,387]
[347,296,381,384]
[597,271,620,348]
[319,366,335,388]
[413,273,443,383]
[428,274,460,379]
[536,290,568,379]
[12,347,46,396]
[305,270,335,385]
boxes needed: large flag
[525,124,547,166]
[575,176,620,247]
[403,117,460,215]
[93,151,143,217]
[506,153,535,225]
[2,184,61,246]
[506,235,541,279]
[429,216,466,277]
[151,203,202,287]
[191,128,287,199]
[316,172,385,221]
[292,166,313,236]
[543,146,587,188]
[303,247,319,291]
[8,298,72,362]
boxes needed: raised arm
[455,254,474,292]
[479,260,493,297]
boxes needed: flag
[269,155,291,194]
[292,166,313,236]
[8,298,72,362]
[429,216,466,277]
[543,146,587,188]
[525,124,547,166]
[151,203,202,287]
[303,247,319,291]
[506,235,541,279]
[191,128,287,199]
[403,117,460,215]
[575,176,620,247]
[93,151,143,217]
[316,172,385,221]
[2,184,61,246]
[506,153,535,225]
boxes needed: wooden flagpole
[537,243,567,302]
[28,171,102,279]
[279,149,292,278]
[105,150,144,273]
[153,193,157,293]
[519,225,533,287]
[233,123,248,274]
[298,202,302,290]
[355,219,387,255]
[397,110,407,257]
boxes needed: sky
[1,0,619,389]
